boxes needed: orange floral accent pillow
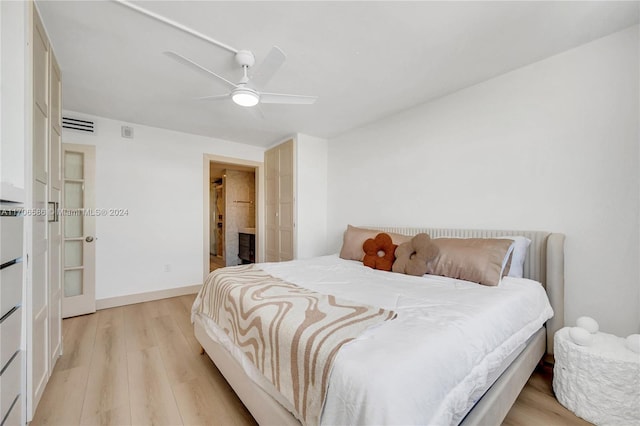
[362,233,397,272]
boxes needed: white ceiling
[37,1,639,147]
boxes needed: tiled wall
[224,169,256,265]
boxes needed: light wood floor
[32,295,592,426]
[31,295,255,426]
[210,254,225,272]
[502,363,592,426]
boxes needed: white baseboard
[96,284,202,310]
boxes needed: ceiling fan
[111,0,317,108]
[165,47,317,108]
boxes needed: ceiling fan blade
[164,51,237,90]
[196,94,230,101]
[251,46,286,88]
[260,92,317,105]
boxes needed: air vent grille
[62,116,95,133]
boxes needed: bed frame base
[195,320,299,426]
[460,327,545,425]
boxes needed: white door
[30,9,50,410]
[62,143,96,317]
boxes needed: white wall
[296,133,328,258]
[61,111,264,301]
[0,1,28,202]
[327,26,639,336]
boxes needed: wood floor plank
[170,294,204,353]
[62,314,79,338]
[127,346,184,425]
[55,313,98,371]
[178,293,197,314]
[96,305,124,329]
[31,366,89,425]
[153,314,201,385]
[185,346,257,426]
[122,303,157,352]
[187,355,256,426]
[165,295,193,331]
[92,313,127,358]
[152,313,188,349]
[80,322,130,424]
[141,299,167,319]
[173,376,252,426]
[80,405,132,426]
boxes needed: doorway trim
[203,154,263,283]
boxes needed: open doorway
[204,155,262,279]
[209,168,225,270]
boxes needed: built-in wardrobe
[265,139,295,262]
[0,1,63,423]
[264,135,328,262]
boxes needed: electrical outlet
[164,264,171,272]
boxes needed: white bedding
[192,255,553,425]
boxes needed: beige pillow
[339,225,412,261]
[427,238,514,286]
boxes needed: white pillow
[501,236,532,278]
[501,242,515,277]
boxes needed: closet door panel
[50,54,62,136]
[33,12,49,116]
[49,128,61,191]
[33,107,48,184]
[48,188,62,367]
[49,53,62,191]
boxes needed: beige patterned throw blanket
[197,264,396,425]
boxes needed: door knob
[86,236,94,242]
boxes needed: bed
[192,227,565,426]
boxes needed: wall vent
[62,116,95,133]
[121,125,134,139]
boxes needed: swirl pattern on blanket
[197,264,397,426]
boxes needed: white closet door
[30,9,50,412]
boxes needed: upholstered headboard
[369,226,565,355]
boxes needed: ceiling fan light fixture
[232,88,259,107]
[166,47,317,107]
